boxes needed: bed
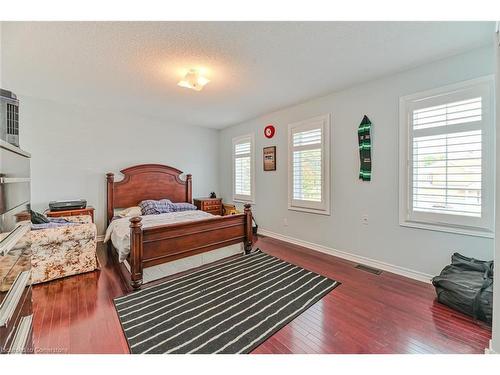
[105,164,253,290]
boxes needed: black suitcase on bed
[432,253,493,324]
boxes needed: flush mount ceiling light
[177,69,210,91]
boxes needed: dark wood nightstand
[45,206,95,223]
[193,198,223,216]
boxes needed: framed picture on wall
[263,146,276,171]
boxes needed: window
[232,134,254,202]
[288,114,330,214]
[399,76,494,237]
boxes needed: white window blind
[232,134,254,202]
[292,129,322,202]
[413,97,482,130]
[399,77,494,237]
[288,115,330,214]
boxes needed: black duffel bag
[451,252,493,275]
[432,253,493,324]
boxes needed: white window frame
[399,76,495,238]
[288,114,331,215]
[232,133,255,203]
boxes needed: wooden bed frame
[106,164,253,290]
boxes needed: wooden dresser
[0,234,32,354]
[193,198,223,216]
[46,206,95,223]
[0,140,33,354]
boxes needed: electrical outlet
[361,214,369,225]
[283,218,289,227]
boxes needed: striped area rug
[114,250,339,354]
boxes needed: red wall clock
[264,125,275,139]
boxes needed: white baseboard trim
[97,235,104,242]
[485,340,498,354]
[258,228,433,284]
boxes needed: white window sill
[233,197,255,205]
[400,220,494,239]
[288,206,331,216]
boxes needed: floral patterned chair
[30,215,98,284]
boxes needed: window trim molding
[287,114,331,216]
[232,133,255,204]
[398,75,495,238]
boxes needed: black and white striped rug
[114,250,339,354]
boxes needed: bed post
[129,217,144,290]
[244,204,253,254]
[106,173,114,225]
[186,174,192,203]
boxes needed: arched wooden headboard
[106,164,192,223]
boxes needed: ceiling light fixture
[177,69,210,91]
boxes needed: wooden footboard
[128,204,253,289]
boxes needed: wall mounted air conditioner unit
[0,89,20,147]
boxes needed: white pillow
[118,206,142,218]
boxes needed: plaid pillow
[171,202,197,212]
[32,222,78,230]
[48,217,72,224]
[139,199,175,215]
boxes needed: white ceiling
[1,21,495,129]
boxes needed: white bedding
[104,210,216,262]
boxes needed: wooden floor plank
[31,236,491,354]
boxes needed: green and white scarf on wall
[358,115,372,181]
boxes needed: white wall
[0,21,3,87]
[219,46,495,278]
[16,95,220,234]
[492,30,500,354]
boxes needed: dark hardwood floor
[32,236,491,354]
